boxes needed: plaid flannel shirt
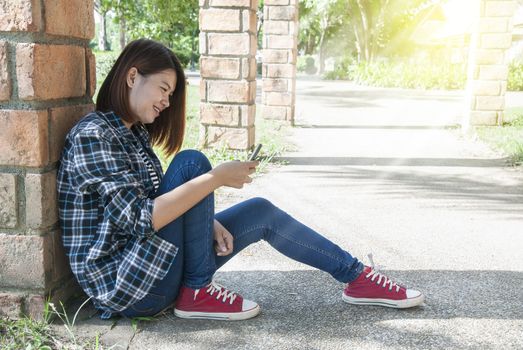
[57,111,178,319]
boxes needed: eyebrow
[162,80,174,93]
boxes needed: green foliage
[476,109,523,165]
[297,55,318,75]
[93,51,120,100]
[0,316,53,350]
[93,0,199,68]
[508,62,523,91]
[324,59,466,90]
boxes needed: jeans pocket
[126,292,167,317]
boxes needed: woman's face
[126,68,177,127]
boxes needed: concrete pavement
[58,78,523,349]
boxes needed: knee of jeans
[168,149,212,175]
[247,197,277,216]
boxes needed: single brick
[484,0,517,17]
[263,49,289,63]
[263,78,289,92]
[0,0,41,32]
[16,44,86,100]
[240,104,256,127]
[471,80,501,95]
[49,104,94,163]
[264,20,290,35]
[479,17,509,33]
[262,105,288,120]
[86,49,97,98]
[478,65,509,80]
[200,8,241,32]
[266,35,296,49]
[266,63,295,78]
[44,0,94,39]
[241,57,257,80]
[208,80,253,103]
[199,32,208,55]
[208,33,252,55]
[200,57,241,79]
[480,33,513,49]
[268,5,297,21]
[210,0,252,7]
[0,293,23,318]
[474,49,505,65]
[263,91,294,106]
[265,0,290,5]
[0,109,49,167]
[206,126,254,150]
[0,41,12,101]
[0,234,46,289]
[200,103,241,126]
[0,174,17,229]
[475,96,505,110]
[25,171,58,229]
[469,111,499,125]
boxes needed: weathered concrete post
[199,0,258,150]
[262,0,298,123]
[0,0,95,318]
[465,0,516,127]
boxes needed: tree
[347,0,439,63]
[94,0,112,50]
[299,0,346,73]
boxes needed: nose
[161,95,170,109]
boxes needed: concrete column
[465,0,516,126]
[199,0,258,150]
[0,0,95,319]
[261,0,298,123]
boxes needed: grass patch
[0,316,54,350]
[475,107,523,165]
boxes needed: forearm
[152,172,221,231]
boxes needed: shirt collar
[99,111,150,144]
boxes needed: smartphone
[248,144,262,161]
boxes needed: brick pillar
[261,0,298,123]
[199,0,258,150]
[0,0,95,319]
[465,0,516,126]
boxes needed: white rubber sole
[174,305,261,321]
[342,293,424,309]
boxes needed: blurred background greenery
[92,0,523,91]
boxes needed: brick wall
[0,0,95,319]
[261,0,298,123]
[199,0,258,150]
[466,0,516,125]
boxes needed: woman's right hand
[210,160,258,188]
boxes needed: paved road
[63,78,523,350]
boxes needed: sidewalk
[59,79,523,349]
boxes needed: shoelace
[366,253,400,292]
[206,281,238,305]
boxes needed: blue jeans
[121,150,363,317]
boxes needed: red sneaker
[174,281,260,320]
[343,266,424,309]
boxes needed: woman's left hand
[213,219,234,256]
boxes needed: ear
[126,67,138,88]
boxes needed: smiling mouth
[153,106,160,116]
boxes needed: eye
[160,86,167,92]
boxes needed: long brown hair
[96,39,186,158]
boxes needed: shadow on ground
[63,269,522,349]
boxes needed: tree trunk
[98,12,108,51]
[119,17,126,51]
